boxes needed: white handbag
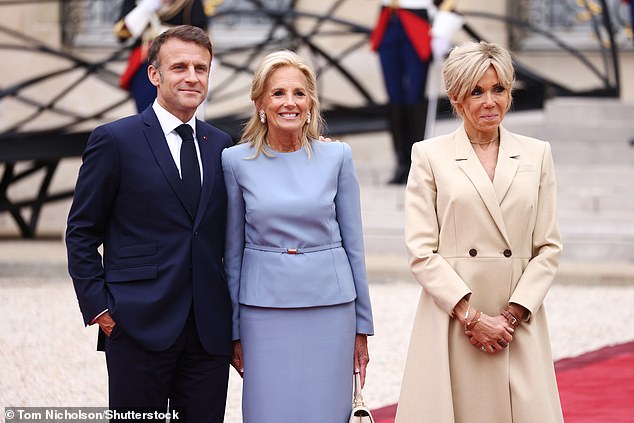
[349,372,375,423]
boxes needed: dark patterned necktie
[175,124,201,215]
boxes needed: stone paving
[1,241,634,422]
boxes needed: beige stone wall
[2,3,60,130]
[1,3,134,134]
[2,0,631,134]
[1,0,633,237]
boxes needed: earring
[259,110,266,124]
[306,111,311,124]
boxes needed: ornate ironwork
[510,0,632,49]
[0,0,626,237]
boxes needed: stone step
[361,219,634,261]
[352,103,634,261]
[544,98,634,127]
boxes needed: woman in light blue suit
[222,50,374,423]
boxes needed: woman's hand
[231,340,244,377]
[354,334,370,387]
[465,314,514,353]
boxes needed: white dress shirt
[152,100,203,184]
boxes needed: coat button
[503,249,512,257]
[469,248,477,257]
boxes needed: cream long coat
[395,125,564,423]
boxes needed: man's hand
[95,312,116,337]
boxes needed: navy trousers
[104,309,230,422]
[129,62,156,113]
[377,14,429,105]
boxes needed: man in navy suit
[66,25,233,422]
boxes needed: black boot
[387,104,409,184]
[407,100,428,145]
[388,101,428,185]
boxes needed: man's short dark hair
[148,25,213,69]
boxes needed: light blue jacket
[222,140,374,340]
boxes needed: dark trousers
[105,310,230,423]
[377,14,430,183]
[129,62,156,113]
[377,14,429,105]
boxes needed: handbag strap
[352,372,366,407]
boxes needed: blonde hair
[442,41,515,118]
[240,50,323,158]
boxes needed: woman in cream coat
[395,41,564,422]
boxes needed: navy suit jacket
[66,107,233,355]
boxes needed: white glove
[124,0,166,38]
[431,10,464,39]
[137,0,164,13]
[430,10,464,61]
[431,36,452,61]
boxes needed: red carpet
[371,341,634,423]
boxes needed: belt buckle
[286,248,298,254]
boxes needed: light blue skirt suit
[222,140,374,423]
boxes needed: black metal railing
[0,0,626,237]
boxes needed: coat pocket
[119,243,157,258]
[106,265,157,283]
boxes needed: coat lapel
[142,108,195,220]
[454,125,511,245]
[493,126,520,205]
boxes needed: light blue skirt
[240,302,356,423]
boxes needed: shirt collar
[152,100,197,138]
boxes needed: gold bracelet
[464,305,473,332]
[466,311,482,330]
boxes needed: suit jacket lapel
[194,120,217,225]
[454,125,510,245]
[142,108,195,220]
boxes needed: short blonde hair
[442,41,515,118]
[240,50,323,158]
